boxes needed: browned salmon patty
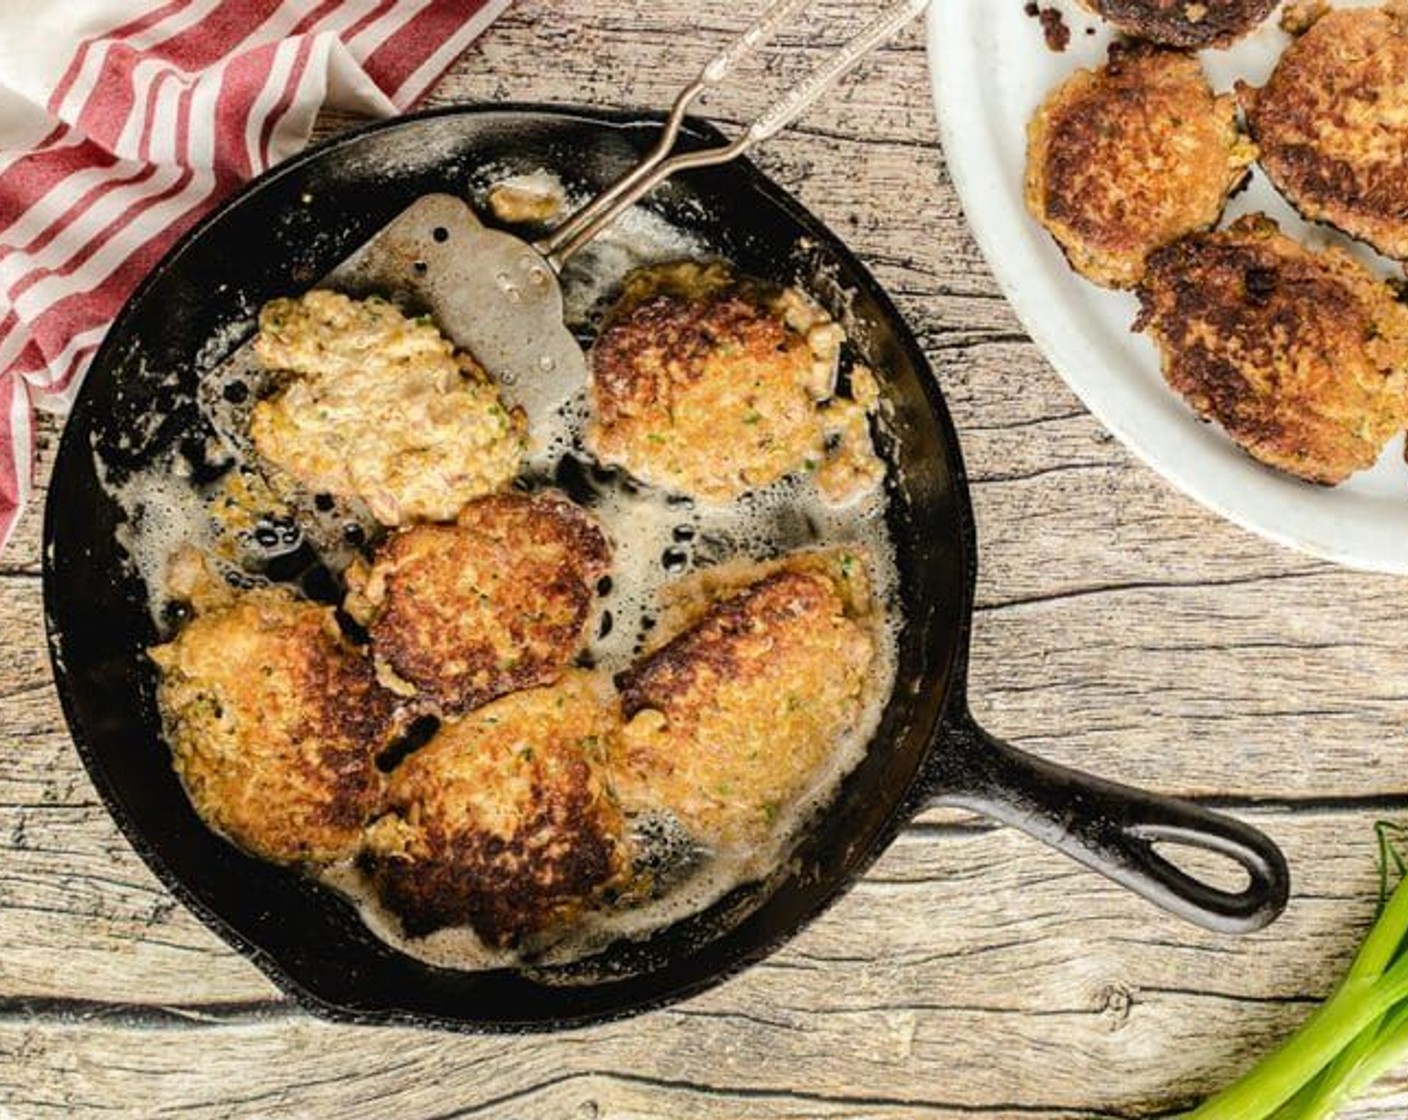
[1240,5,1408,261]
[345,490,610,717]
[612,554,875,849]
[1026,43,1255,288]
[361,672,629,946]
[1136,214,1408,484]
[586,264,835,501]
[149,585,393,865]
[1080,0,1277,48]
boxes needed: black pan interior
[43,106,974,1029]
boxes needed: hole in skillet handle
[922,710,1291,935]
[1148,839,1251,895]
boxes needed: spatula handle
[537,0,930,270]
[538,0,812,261]
[750,0,929,144]
[704,0,814,85]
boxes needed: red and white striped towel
[0,0,509,550]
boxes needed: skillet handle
[925,711,1290,934]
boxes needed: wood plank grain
[0,807,1405,1118]
[8,3,1408,1119]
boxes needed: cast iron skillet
[43,105,1290,1031]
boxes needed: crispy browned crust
[148,587,393,865]
[1081,0,1277,47]
[619,570,839,715]
[613,557,875,848]
[1026,43,1255,288]
[1240,5,1408,261]
[362,672,628,946]
[347,491,610,717]
[1136,214,1408,483]
[586,270,825,500]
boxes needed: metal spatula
[407,0,931,423]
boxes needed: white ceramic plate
[927,0,1408,573]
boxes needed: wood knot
[1097,982,1136,1029]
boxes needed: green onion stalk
[1186,824,1408,1120]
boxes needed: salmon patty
[250,290,525,525]
[362,672,629,946]
[586,263,880,502]
[345,491,611,717]
[149,570,393,865]
[1240,4,1408,261]
[1136,214,1408,483]
[1027,44,1255,288]
[1080,0,1277,48]
[612,553,876,849]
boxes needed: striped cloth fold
[0,0,509,550]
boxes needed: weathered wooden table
[5,4,1407,1116]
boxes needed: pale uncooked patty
[250,290,524,525]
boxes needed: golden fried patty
[1026,44,1255,288]
[1080,0,1276,48]
[362,672,628,946]
[587,263,867,501]
[1240,4,1408,261]
[250,290,524,525]
[1136,214,1408,483]
[149,585,393,865]
[345,491,610,716]
[612,554,876,849]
